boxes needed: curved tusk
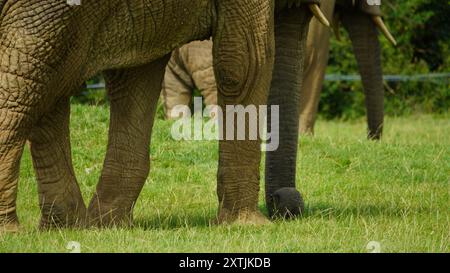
[309,4,330,28]
[372,16,398,46]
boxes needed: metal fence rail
[325,73,450,83]
[85,73,450,89]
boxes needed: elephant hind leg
[29,98,86,230]
[0,108,30,232]
[0,139,23,233]
[162,55,194,120]
[88,56,170,228]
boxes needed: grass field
[0,104,448,253]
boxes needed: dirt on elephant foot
[299,127,315,136]
[39,204,87,230]
[39,216,87,231]
[214,209,271,226]
[88,216,133,229]
[0,221,20,234]
[0,212,21,234]
[87,207,134,229]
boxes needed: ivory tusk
[372,16,398,46]
[309,4,330,27]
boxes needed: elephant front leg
[213,0,274,225]
[88,57,169,227]
[29,98,86,229]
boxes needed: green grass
[0,104,448,253]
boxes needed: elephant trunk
[265,7,312,218]
[341,11,384,140]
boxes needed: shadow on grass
[301,202,434,219]
[133,202,431,230]
[134,205,271,230]
[134,212,214,230]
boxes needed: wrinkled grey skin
[266,0,387,218]
[0,0,319,232]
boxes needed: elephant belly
[86,0,213,74]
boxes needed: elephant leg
[213,0,274,225]
[341,11,384,140]
[193,68,217,116]
[0,110,28,232]
[0,38,73,232]
[265,7,313,218]
[29,98,86,229]
[299,0,335,135]
[162,51,194,120]
[88,56,170,227]
[187,40,217,107]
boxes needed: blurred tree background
[322,0,449,119]
[75,0,449,119]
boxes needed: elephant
[299,0,397,139]
[163,1,396,142]
[162,40,217,120]
[163,1,396,139]
[0,0,329,232]
[265,0,397,218]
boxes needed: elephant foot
[39,202,87,230]
[269,187,304,219]
[215,208,271,226]
[299,117,316,136]
[88,213,133,229]
[299,127,314,136]
[0,215,20,234]
[300,131,314,137]
[87,202,133,228]
[368,132,382,141]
